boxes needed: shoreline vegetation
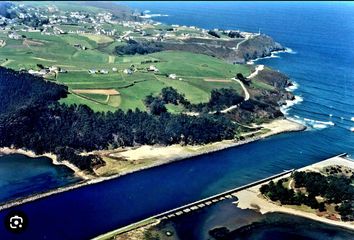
[92,154,353,240]
[0,1,304,213]
[0,118,305,211]
[235,155,354,231]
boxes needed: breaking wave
[285,81,299,92]
[280,95,303,114]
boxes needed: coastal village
[0,2,260,78]
[0,2,353,240]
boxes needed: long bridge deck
[92,153,350,240]
[93,169,296,240]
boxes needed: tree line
[0,67,237,172]
[144,87,244,114]
[260,171,354,221]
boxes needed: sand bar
[235,155,354,230]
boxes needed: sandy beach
[0,118,305,179]
[94,118,305,177]
[0,118,305,211]
[0,147,92,180]
[234,155,354,230]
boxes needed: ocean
[0,2,354,239]
[126,1,354,135]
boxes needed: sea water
[0,2,354,239]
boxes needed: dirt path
[31,57,57,62]
[235,33,260,50]
[247,64,264,79]
[185,64,264,115]
[235,37,249,50]
[233,78,250,101]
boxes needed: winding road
[185,64,264,115]
[221,65,264,113]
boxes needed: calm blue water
[0,154,80,203]
[1,2,354,239]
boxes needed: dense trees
[0,67,67,115]
[161,87,185,105]
[186,88,244,112]
[260,171,354,220]
[208,30,220,38]
[227,31,244,39]
[293,171,354,204]
[0,67,237,171]
[145,87,244,114]
[115,39,163,55]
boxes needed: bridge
[92,168,296,240]
[93,153,351,240]
[157,168,294,220]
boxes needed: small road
[247,64,264,79]
[235,37,249,50]
[235,33,261,50]
[233,78,250,101]
[184,64,264,115]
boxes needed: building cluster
[28,65,66,77]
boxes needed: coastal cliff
[226,68,295,124]
[117,34,284,64]
[236,34,284,63]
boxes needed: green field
[0,28,275,113]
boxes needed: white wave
[287,116,307,127]
[285,81,299,92]
[140,13,169,19]
[350,127,354,132]
[304,118,335,126]
[329,114,333,117]
[301,118,335,130]
[247,48,294,64]
[285,95,303,108]
[280,95,303,115]
[313,124,328,129]
[285,47,297,54]
[288,117,335,130]
[351,117,354,121]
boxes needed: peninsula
[235,154,354,229]
[97,154,354,240]
[0,1,303,197]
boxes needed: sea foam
[280,95,303,114]
[247,47,296,65]
[285,81,299,92]
[302,118,335,130]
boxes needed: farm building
[168,74,177,79]
[123,69,133,74]
[148,65,159,72]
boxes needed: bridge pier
[153,169,295,222]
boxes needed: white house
[123,68,132,75]
[148,65,159,72]
[168,74,177,80]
